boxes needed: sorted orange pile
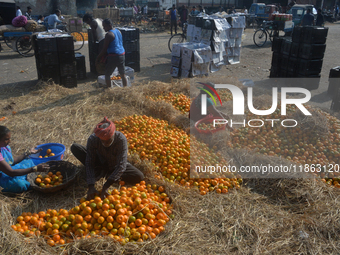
[35,171,63,188]
[12,181,173,246]
[228,106,340,187]
[39,148,55,158]
[147,92,191,114]
[115,115,242,195]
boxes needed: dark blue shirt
[170,9,177,20]
[302,13,314,26]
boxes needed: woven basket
[27,161,80,193]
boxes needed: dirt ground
[0,22,339,110]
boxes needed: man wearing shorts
[96,19,127,88]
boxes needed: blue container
[29,143,66,165]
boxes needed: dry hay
[1,80,340,254]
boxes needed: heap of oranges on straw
[35,171,63,188]
[12,181,173,246]
[38,148,55,158]
[147,92,191,114]
[115,115,242,195]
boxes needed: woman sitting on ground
[0,126,49,193]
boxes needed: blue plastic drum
[29,143,66,165]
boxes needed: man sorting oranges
[71,117,144,200]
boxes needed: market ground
[0,22,339,111]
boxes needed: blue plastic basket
[29,143,66,165]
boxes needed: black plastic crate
[125,52,140,63]
[60,62,77,76]
[60,75,77,88]
[77,69,87,79]
[59,51,76,64]
[287,57,299,73]
[123,40,140,52]
[271,52,282,68]
[297,75,321,90]
[195,16,204,27]
[75,53,86,79]
[279,69,287,78]
[331,100,340,111]
[118,28,140,41]
[37,52,59,66]
[290,42,300,58]
[281,54,289,70]
[75,53,85,68]
[302,26,328,44]
[298,59,323,76]
[327,66,340,96]
[126,62,140,72]
[281,39,292,55]
[35,38,57,53]
[270,66,279,78]
[57,36,74,52]
[272,37,284,52]
[287,71,298,78]
[37,65,60,84]
[299,43,326,60]
[292,26,303,43]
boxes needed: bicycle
[15,23,85,57]
[253,21,279,47]
[168,22,187,52]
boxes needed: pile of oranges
[115,115,242,195]
[227,106,340,187]
[70,32,88,42]
[35,171,63,188]
[38,148,55,158]
[11,181,173,246]
[147,92,191,114]
[111,76,121,80]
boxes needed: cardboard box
[212,41,225,53]
[193,27,202,37]
[213,18,231,31]
[171,56,181,67]
[229,28,244,39]
[172,42,192,57]
[228,38,235,48]
[193,47,213,64]
[201,29,212,41]
[212,52,224,64]
[181,69,190,78]
[170,66,180,77]
[191,63,210,76]
[231,16,246,28]
[235,37,242,47]
[186,24,195,38]
[181,57,192,70]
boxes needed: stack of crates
[34,36,60,84]
[270,26,328,90]
[57,36,77,88]
[329,67,340,111]
[118,27,140,72]
[34,35,78,88]
[88,27,140,74]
